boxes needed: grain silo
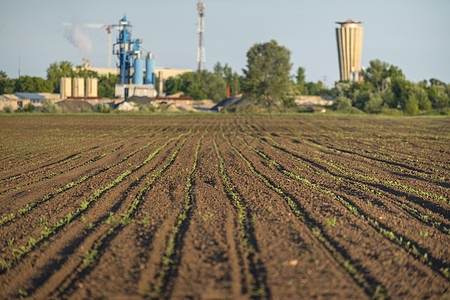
[60,77,72,99]
[86,78,98,97]
[72,77,85,98]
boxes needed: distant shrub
[3,105,13,113]
[282,97,296,108]
[405,94,419,115]
[297,106,315,113]
[41,100,62,113]
[364,93,383,113]
[381,108,403,116]
[332,95,352,111]
[95,103,112,113]
[139,105,155,113]
[347,107,364,114]
[23,103,35,112]
[439,109,450,115]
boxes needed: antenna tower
[197,1,206,72]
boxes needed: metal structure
[197,1,206,72]
[113,16,157,99]
[64,16,157,99]
[113,16,141,85]
[145,53,155,85]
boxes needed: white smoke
[65,23,92,56]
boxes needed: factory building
[78,60,191,82]
[335,20,364,82]
[71,17,191,100]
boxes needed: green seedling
[325,217,336,227]
[142,212,150,226]
[18,289,28,298]
[200,212,214,221]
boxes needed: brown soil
[0,115,449,299]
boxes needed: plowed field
[0,115,449,299]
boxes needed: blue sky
[0,0,449,85]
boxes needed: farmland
[0,115,449,299]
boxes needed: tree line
[0,62,119,98]
[1,40,449,114]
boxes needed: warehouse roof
[14,93,60,100]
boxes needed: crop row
[221,129,386,298]
[0,131,113,170]
[234,132,449,279]
[0,130,190,273]
[303,134,448,182]
[213,132,267,297]
[325,135,450,177]
[147,132,205,298]
[0,144,125,199]
[0,133,167,227]
[256,134,450,235]
[252,125,449,207]
[50,133,194,299]
[0,140,123,185]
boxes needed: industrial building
[74,16,192,99]
[79,59,191,82]
[335,20,364,82]
[0,93,60,111]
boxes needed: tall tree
[242,40,293,107]
[213,62,240,95]
[0,71,15,94]
[15,76,53,93]
[46,61,74,93]
[295,66,306,94]
[98,74,119,98]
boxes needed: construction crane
[62,22,119,69]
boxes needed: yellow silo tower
[335,20,364,82]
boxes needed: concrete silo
[72,77,85,98]
[60,77,72,99]
[86,78,98,98]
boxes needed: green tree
[213,62,240,95]
[242,40,293,107]
[46,61,74,93]
[201,72,227,102]
[295,66,306,94]
[405,94,419,114]
[364,92,383,113]
[332,95,352,111]
[433,86,449,109]
[14,76,53,93]
[353,91,371,110]
[412,85,431,111]
[0,71,15,94]
[164,70,227,101]
[187,82,206,100]
[98,74,119,98]
[362,59,390,90]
